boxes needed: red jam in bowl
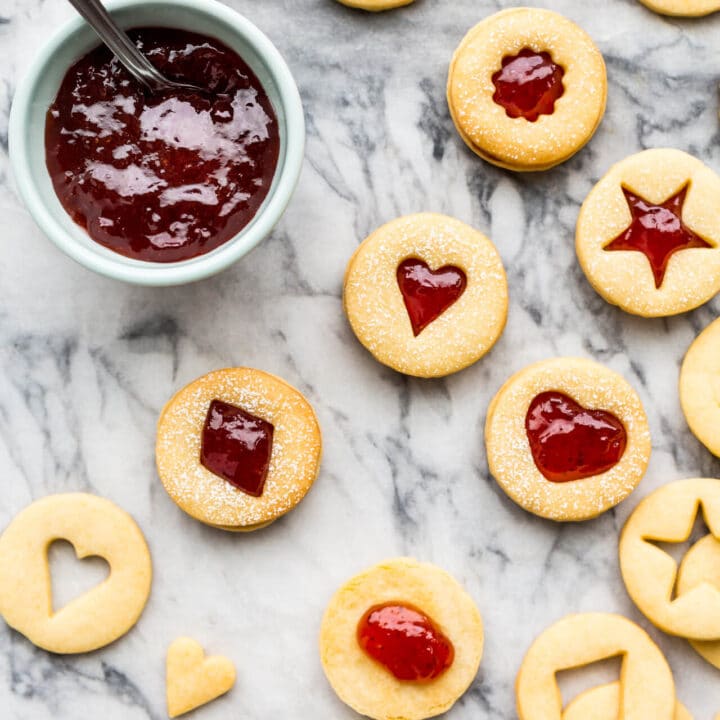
[200,399,274,497]
[525,391,627,483]
[357,602,455,682]
[45,28,280,262]
[492,48,565,122]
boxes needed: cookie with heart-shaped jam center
[396,259,467,337]
[344,213,508,378]
[526,391,627,482]
[485,357,650,522]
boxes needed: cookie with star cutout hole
[485,357,651,522]
[447,7,607,171]
[638,0,720,16]
[319,558,484,720]
[577,149,720,317]
[343,214,508,378]
[680,317,720,458]
[619,478,720,639]
[156,368,322,531]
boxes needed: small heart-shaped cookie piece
[166,638,236,718]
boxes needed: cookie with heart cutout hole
[680,317,720,458]
[343,213,508,378]
[166,637,236,718]
[562,682,692,720]
[619,477,720,639]
[485,357,651,522]
[0,493,152,654]
[335,0,414,9]
[638,0,720,15]
[516,613,675,720]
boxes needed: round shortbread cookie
[319,558,484,720]
[485,357,651,522]
[638,0,720,16]
[577,149,720,317]
[343,213,508,378]
[447,7,606,171]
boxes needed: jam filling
[604,184,712,289]
[525,392,627,483]
[200,400,274,497]
[396,259,467,337]
[45,27,280,262]
[357,603,454,682]
[492,48,565,122]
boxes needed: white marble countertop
[1,0,720,717]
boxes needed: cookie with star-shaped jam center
[576,149,720,317]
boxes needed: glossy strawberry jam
[200,400,274,497]
[604,185,712,289]
[492,49,565,122]
[45,28,280,262]
[357,603,454,682]
[397,259,467,337]
[525,392,627,483]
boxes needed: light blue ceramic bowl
[9,0,304,286]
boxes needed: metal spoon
[66,0,204,94]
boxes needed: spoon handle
[66,0,166,92]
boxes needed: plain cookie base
[677,534,720,668]
[562,682,691,720]
[516,613,675,720]
[576,149,720,317]
[447,7,607,171]
[166,638,236,718]
[619,478,720,639]
[343,213,508,378]
[335,0,414,9]
[0,493,152,654]
[638,0,720,15]
[156,368,322,530]
[680,317,720,458]
[319,558,484,720]
[485,357,651,522]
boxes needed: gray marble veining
[1,0,720,717]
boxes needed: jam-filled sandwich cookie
[319,558,484,720]
[563,683,692,720]
[0,493,152,654]
[638,0,720,16]
[577,149,720,317]
[447,8,606,172]
[516,613,676,720]
[343,213,508,378]
[485,357,651,522]
[620,478,720,640]
[677,534,720,669]
[156,368,322,531]
[680,317,720,458]
[335,0,414,9]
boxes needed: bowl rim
[8,0,305,286]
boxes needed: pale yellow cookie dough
[156,368,322,531]
[0,493,152,654]
[638,0,720,15]
[319,557,484,720]
[680,317,720,458]
[343,213,508,378]
[619,477,720,639]
[447,7,607,171]
[563,682,692,720]
[577,149,720,317]
[335,0,414,9]
[485,357,651,522]
[516,613,675,720]
[167,637,236,718]
[676,534,720,669]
